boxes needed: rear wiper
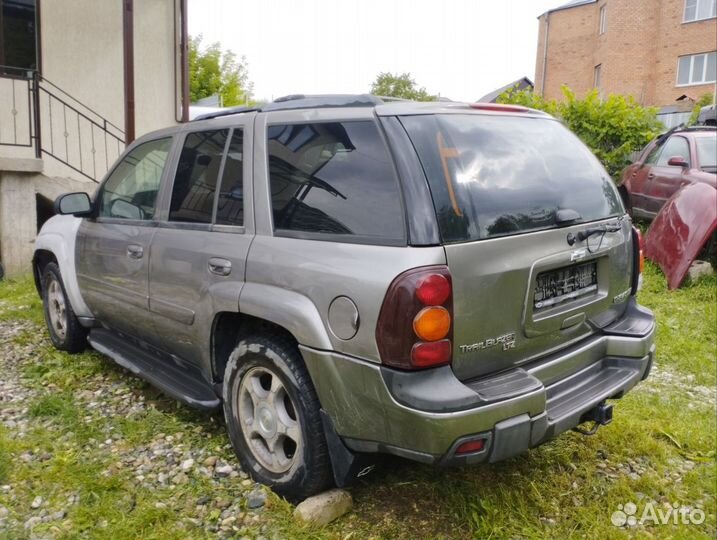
[567,223,621,246]
[556,208,582,226]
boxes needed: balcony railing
[0,66,126,183]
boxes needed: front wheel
[223,335,332,500]
[41,262,87,353]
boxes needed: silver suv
[34,95,655,499]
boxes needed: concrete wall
[40,0,180,139]
[536,0,717,106]
[0,158,91,276]
[0,0,182,276]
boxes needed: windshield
[400,114,623,243]
[696,135,717,170]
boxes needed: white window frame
[599,5,607,34]
[594,64,602,89]
[683,0,717,23]
[676,51,717,86]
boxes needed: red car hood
[644,182,717,289]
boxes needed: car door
[77,136,174,342]
[148,117,254,369]
[645,135,691,215]
[627,142,662,217]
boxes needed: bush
[498,85,663,179]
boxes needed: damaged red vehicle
[619,126,716,221]
[644,183,717,289]
[621,126,717,289]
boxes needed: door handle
[647,173,655,179]
[208,258,232,276]
[126,244,144,259]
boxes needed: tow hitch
[572,401,613,436]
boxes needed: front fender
[644,182,717,289]
[238,282,333,350]
[34,215,93,318]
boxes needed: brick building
[535,0,717,107]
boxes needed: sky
[188,0,561,103]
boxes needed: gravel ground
[0,320,272,539]
[1,317,715,539]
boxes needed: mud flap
[320,410,377,487]
[644,183,717,289]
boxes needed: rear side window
[696,135,717,169]
[267,121,404,242]
[400,114,622,243]
[169,129,228,223]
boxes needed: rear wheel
[41,262,87,353]
[223,335,332,500]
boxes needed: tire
[41,262,87,353]
[223,334,333,500]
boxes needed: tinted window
[401,114,622,243]
[215,129,244,226]
[656,136,690,167]
[169,130,228,223]
[99,137,171,220]
[267,121,404,241]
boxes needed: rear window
[267,121,404,243]
[400,114,623,243]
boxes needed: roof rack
[192,106,258,122]
[190,94,393,121]
[262,94,384,111]
[679,125,716,131]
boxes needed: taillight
[631,226,644,294]
[376,266,453,370]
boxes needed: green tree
[498,85,663,179]
[688,93,715,125]
[189,35,254,107]
[370,72,436,101]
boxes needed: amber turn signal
[413,306,451,342]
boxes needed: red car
[619,126,716,220]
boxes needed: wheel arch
[33,215,93,319]
[211,311,303,390]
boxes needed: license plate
[534,261,598,310]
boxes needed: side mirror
[110,199,144,220]
[667,156,689,168]
[54,192,92,216]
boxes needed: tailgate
[447,219,633,381]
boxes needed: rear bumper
[302,298,655,465]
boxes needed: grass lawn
[0,262,714,539]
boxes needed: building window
[599,5,607,34]
[684,0,717,22]
[594,64,602,89]
[0,0,38,74]
[677,51,717,85]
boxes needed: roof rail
[262,94,384,111]
[190,93,418,122]
[192,106,258,122]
